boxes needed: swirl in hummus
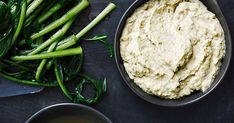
[120,0,226,99]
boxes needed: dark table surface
[0,0,234,123]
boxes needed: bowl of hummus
[115,0,231,106]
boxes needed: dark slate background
[0,0,233,123]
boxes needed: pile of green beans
[0,0,116,104]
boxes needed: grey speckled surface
[0,0,233,123]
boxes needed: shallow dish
[26,103,112,123]
[114,0,232,107]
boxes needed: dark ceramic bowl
[26,103,112,123]
[114,0,232,107]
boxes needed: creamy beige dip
[120,0,225,99]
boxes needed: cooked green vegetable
[0,72,58,87]
[54,60,73,100]
[55,58,107,104]
[29,18,75,55]
[0,1,12,32]
[8,0,21,18]
[73,74,107,104]
[0,0,116,105]
[26,0,33,4]
[35,41,58,81]
[37,0,70,24]
[24,1,47,27]
[0,1,13,57]
[31,0,89,40]
[57,3,116,50]
[26,0,44,17]
[12,0,26,44]
[56,35,77,50]
[11,46,83,61]
[76,3,116,40]
[84,35,114,58]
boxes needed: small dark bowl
[26,103,112,123]
[114,0,232,107]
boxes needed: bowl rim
[25,103,112,123]
[114,0,232,107]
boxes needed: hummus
[120,0,225,99]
